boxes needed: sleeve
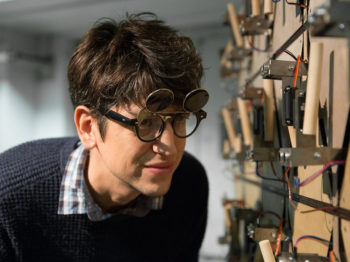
[175,154,209,262]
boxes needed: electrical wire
[274,219,284,256]
[292,55,301,88]
[285,0,309,8]
[300,206,339,214]
[294,161,345,187]
[294,235,332,248]
[256,162,283,182]
[256,211,282,222]
[256,211,284,256]
[273,49,298,61]
[284,167,298,209]
[248,39,271,53]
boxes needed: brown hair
[67,12,203,137]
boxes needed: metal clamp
[261,59,307,80]
[278,147,347,167]
[240,15,273,35]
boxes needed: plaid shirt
[58,143,163,221]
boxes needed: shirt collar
[58,143,163,221]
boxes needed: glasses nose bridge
[159,115,174,122]
[158,115,176,136]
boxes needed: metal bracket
[261,59,307,80]
[228,47,252,61]
[240,15,273,35]
[309,0,350,37]
[278,147,347,167]
[247,147,279,162]
[233,144,251,161]
[241,87,264,100]
[248,226,286,243]
[247,146,347,166]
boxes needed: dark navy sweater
[0,137,208,262]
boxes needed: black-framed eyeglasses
[98,88,209,142]
[99,108,207,142]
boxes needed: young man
[0,13,209,261]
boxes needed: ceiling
[0,0,241,39]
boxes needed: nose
[152,120,178,156]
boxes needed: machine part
[247,147,279,162]
[253,106,264,136]
[241,87,264,100]
[246,21,310,86]
[282,86,295,126]
[240,15,273,35]
[278,147,347,166]
[309,1,350,37]
[253,227,286,243]
[296,90,305,130]
[229,47,252,61]
[235,174,350,221]
[261,60,307,79]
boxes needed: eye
[139,117,153,128]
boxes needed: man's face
[91,103,186,200]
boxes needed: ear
[74,105,98,150]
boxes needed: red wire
[284,167,298,209]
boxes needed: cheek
[103,124,151,168]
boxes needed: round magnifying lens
[145,88,174,112]
[173,113,198,138]
[137,109,164,141]
[183,88,209,112]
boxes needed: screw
[271,232,277,238]
[256,21,262,27]
[288,64,295,71]
[314,152,321,158]
[299,91,305,96]
[338,23,346,31]
[308,15,316,24]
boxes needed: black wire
[255,162,283,182]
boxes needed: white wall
[0,24,236,259]
[0,31,76,152]
[181,24,236,259]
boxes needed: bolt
[256,21,262,27]
[314,152,321,158]
[262,63,269,72]
[338,23,346,31]
[305,260,310,262]
[299,91,305,96]
[288,64,295,71]
[308,15,316,24]
[271,232,277,238]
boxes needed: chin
[142,182,171,197]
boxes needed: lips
[144,162,174,175]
